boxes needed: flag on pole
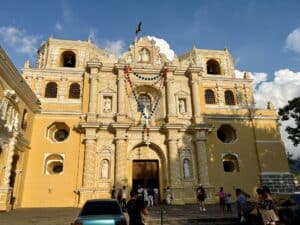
[135,22,142,36]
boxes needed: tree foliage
[287,152,300,175]
[278,97,300,146]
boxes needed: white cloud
[103,40,125,57]
[88,28,100,47]
[0,26,40,55]
[55,23,63,31]
[235,70,268,89]
[237,69,300,157]
[147,36,175,61]
[254,69,300,108]
[286,27,300,53]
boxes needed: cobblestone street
[0,204,238,225]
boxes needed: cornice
[0,47,40,112]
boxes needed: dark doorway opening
[132,160,159,189]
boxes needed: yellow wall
[20,116,83,207]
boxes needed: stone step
[147,218,239,225]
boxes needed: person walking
[147,187,154,207]
[236,188,247,223]
[127,189,149,225]
[257,187,279,225]
[196,184,206,211]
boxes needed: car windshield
[80,201,122,216]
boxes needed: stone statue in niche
[101,159,109,178]
[103,97,112,113]
[179,99,186,113]
[139,48,150,62]
[183,159,191,178]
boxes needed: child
[225,193,232,212]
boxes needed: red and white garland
[123,65,168,145]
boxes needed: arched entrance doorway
[128,143,166,191]
[132,159,159,189]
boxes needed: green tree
[278,97,300,146]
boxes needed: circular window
[217,125,237,143]
[54,129,69,142]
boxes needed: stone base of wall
[0,187,13,211]
[260,172,295,193]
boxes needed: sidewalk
[0,204,238,225]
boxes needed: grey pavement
[0,204,238,225]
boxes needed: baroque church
[0,36,295,211]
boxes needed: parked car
[71,199,127,225]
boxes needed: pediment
[100,87,116,93]
[121,37,170,65]
[175,90,189,96]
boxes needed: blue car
[72,199,127,225]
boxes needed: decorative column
[82,138,96,187]
[87,60,102,121]
[78,127,97,205]
[113,126,130,187]
[193,129,210,185]
[165,126,184,204]
[216,82,224,107]
[188,66,203,123]
[164,65,177,123]
[193,125,215,203]
[58,75,67,101]
[113,61,128,122]
[114,138,127,187]
[0,132,18,211]
[35,76,44,98]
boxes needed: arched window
[61,51,76,67]
[224,90,235,105]
[205,89,216,104]
[21,109,28,130]
[44,154,64,175]
[138,94,151,112]
[206,59,221,74]
[68,83,80,99]
[45,82,57,98]
[223,154,240,172]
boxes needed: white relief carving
[179,99,186,113]
[101,159,109,179]
[103,96,112,113]
[183,159,191,178]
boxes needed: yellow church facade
[0,36,294,211]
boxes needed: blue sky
[0,0,299,73]
[0,0,300,155]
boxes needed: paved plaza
[0,204,238,225]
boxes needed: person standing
[216,187,226,212]
[121,186,127,210]
[225,193,232,212]
[111,185,116,199]
[153,187,159,205]
[196,184,206,211]
[165,186,173,205]
[127,189,149,225]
